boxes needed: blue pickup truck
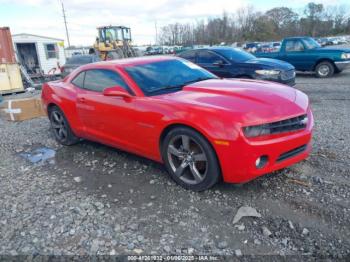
[255,37,350,78]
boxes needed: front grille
[267,114,308,135]
[243,114,308,137]
[281,69,295,80]
[277,144,307,162]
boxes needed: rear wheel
[315,61,334,78]
[49,106,79,146]
[162,127,220,191]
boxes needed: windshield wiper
[148,77,215,95]
[181,77,215,86]
[148,85,183,94]
[163,77,215,90]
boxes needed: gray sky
[0,0,348,46]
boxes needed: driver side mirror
[103,86,132,99]
[213,60,225,67]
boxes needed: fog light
[256,155,268,169]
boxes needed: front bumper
[279,77,295,87]
[254,77,295,87]
[335,60,350,71]
[214,110,313,184]
[254,72,296,87]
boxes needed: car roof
[93,55,179,67]
[182,46,236,52]
[194,46,244,54]
[283,36,313,40]
[66,54,97,60]
[66,55,98,63]
[208,46,235,51]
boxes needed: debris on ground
[73,176,82,183]
[287,178,310,187]
[262,226,273,237]
[19,147,55,164]
[235,249,242,257]
[232,206,262,224]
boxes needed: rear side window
[285,40,304,52]
[178,50,196,62]
[83,69,130,93]
[71,71,85,88]
[197,51,220,64]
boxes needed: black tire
[107,49,124,60]
[315,61,334,78]
[161,127,221,191]
[49,106,80,146]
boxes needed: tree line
[159,2,350,46]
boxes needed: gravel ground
[0,67,349,259]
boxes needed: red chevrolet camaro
[42,56,313,191]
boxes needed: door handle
[78,97,86,103]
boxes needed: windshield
[100,27,124,42]
[122,28,131,40]
[303,38,321,49]
[125,59,217,96]
[216,48,256,62]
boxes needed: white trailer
[12,33,66,75]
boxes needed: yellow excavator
[89,26,137,61]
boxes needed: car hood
[161,79,308,125]
[245,58,294,70]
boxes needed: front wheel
[315,61,334,78]
[162,127,221,191]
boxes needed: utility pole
[155,20,158,45]
[61,0,70,47]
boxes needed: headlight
[243,125,270,138]
[255,69,280,76]
[341,53,350,59]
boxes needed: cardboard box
[1,97,46,121]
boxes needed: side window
[295,41,305,51]
[285,41,293,51]
[71,71,85,88]
[84,69,130,93]
[285,40,304,52]
[197,51,220,64]
[44,43,59,59]
[179,51,196,62]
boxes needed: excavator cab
[98,26,132,45]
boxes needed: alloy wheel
[50,111,68,141]
[167,135,208,185]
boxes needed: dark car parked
[61,55,100,77]
[178,47,296,86]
